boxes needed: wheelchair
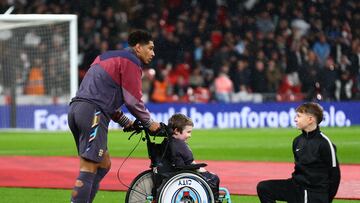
[124,121,232,203]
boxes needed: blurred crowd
[1,0,359,103]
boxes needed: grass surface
[0,127,359,163]
[0,188,359,203]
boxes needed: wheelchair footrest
[218,187,232,203]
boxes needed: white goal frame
[0,14,78,98]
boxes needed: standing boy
[257,102,341,203]
[168,113,220,200]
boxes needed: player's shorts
[68,101,110,163]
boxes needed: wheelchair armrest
[175,163,207,170]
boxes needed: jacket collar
[125,47,144,67]
[302,126,320,138]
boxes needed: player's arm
[120,62,159,131]
[320,142,341,201]
[111,110,134,131]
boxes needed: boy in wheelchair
[166,113,220,200]
[126,115,229,202]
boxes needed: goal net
[0,14,77,128]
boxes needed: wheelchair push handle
[128,120,172,140]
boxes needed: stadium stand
[1,0,359,103]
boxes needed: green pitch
[1,126,359,163]
[0,126,359,202]
[0,188,359,203]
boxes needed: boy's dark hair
[168,113,194,133]
[128,30,152,46]
[296,102,324,125]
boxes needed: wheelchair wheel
[157,171,215,203]
[125,170,154,203]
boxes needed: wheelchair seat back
[147,138,176,174]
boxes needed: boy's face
[295,112,315,130]
[173,125,193,142]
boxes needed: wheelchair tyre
[125,170,154,203]
[157,171,215,203]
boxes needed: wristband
[117,113,131,127]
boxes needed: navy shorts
[68,101,110,163]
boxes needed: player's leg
[89,151,111,203]
[69,102,95,202]
[69,101,110,203]
[257,178,303,203]
[71,158,97,203]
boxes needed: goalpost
[0,14,78,128]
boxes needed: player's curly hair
[168,113,194,133]
[296,102,324,125]
[128,30,152,46]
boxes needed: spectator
[251,60,268,93]
[313,33,331,67]
[150,68,170,103]
[141,68,156,103]
[286,41,305,74]
[349,42,360,94]
[319,58,338,100]
[193,36,203,62]
[3,0,359,102]
[335,70,353,101]
[291,19,310,40]
[338,55,352,73]
[213,64,233,103]
[171,75,189,102]
[256,11,275,34]
[230,59,251,93]
[203,69,215,90]
[277,72,303,102]
[299,51,321,100]
[266,60,282,93]
[188,64,204,88]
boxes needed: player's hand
[148,121,160,132]
[149,122,172,137]
[123,121,135,132]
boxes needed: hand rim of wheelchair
[125,170,154,203]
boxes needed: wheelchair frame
[124,122,231,203]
